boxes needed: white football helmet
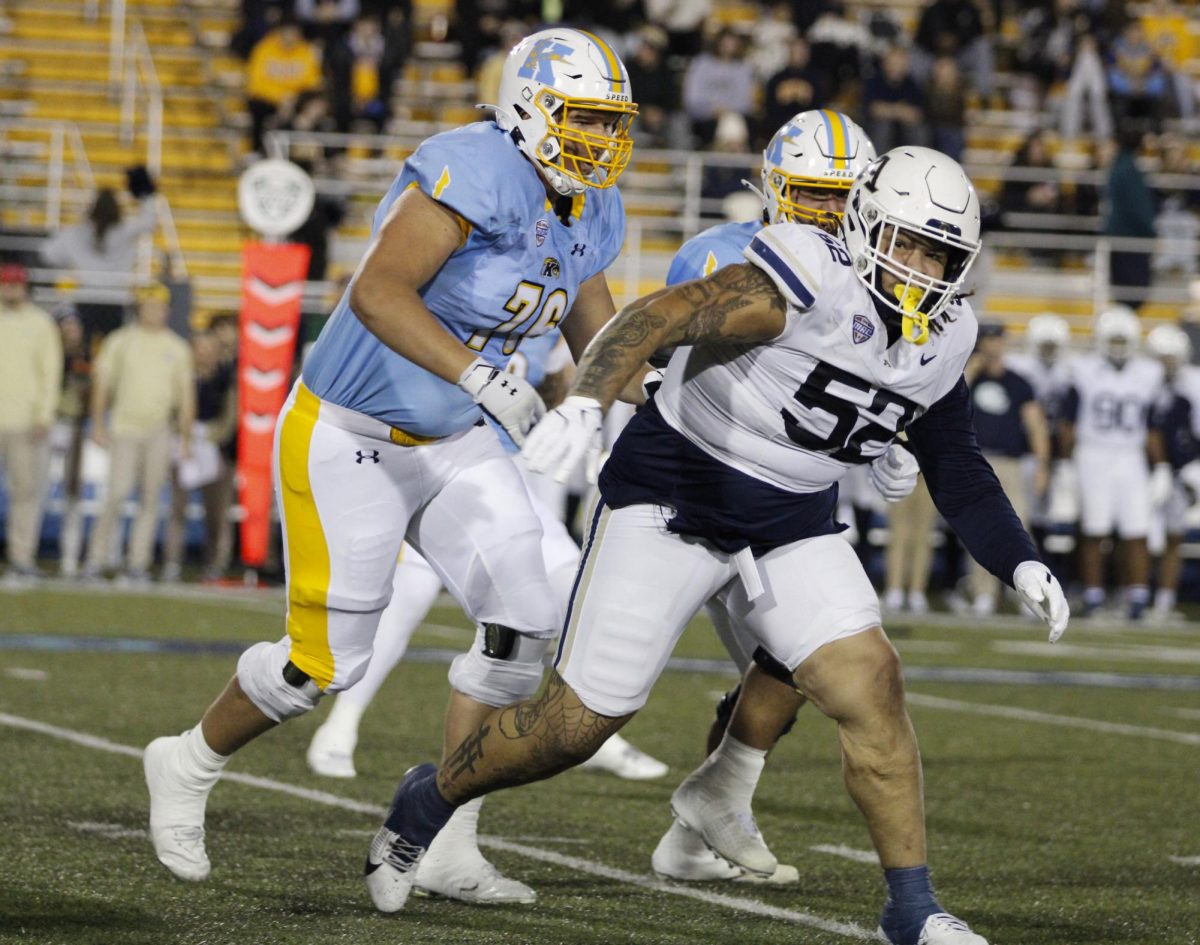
[491,28,638,196]
[1094,305,1141,364]
[760,110,875,229]
[1025,313,1070,363]
[842,146,981,345]
[1146,322,1190,362]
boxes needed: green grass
[1,585,1198,944]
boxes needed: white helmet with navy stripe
[760,110,875,228]
[491,28,638,196]
[842,146,981,344]
[1146,322,1190,362]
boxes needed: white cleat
[652,819,799,885]
[669,774,777,877]
[412,799,535,904]
[878,912,990,945]
[306,722,357,779]
[578,733,668,781]
[144,735,214,882]
[365,826,426,913]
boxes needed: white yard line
[4,667,48,681]
[0,711,872,941]
[809,845,880,865]
[906,693,1200,746]
[992,640,1200,665]
[1168,855,1200,865]
[1161,707,1200,721]
[69,821,148,840]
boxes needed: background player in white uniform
[364,148,1069,945]
[646,109,918,885]
[1145,324,1200,620]
[142,28,641,896]
[1059,306,1167,619]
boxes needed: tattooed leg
[437,671,634,803]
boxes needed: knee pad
[448,624,553,707]
[236,639,324,723]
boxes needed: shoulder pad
[742,223,832,310]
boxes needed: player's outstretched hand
[1149,463,1174,509]
[1013,561,1069,643]
[458,357,546,446]
[869,443,919,502]
[522,396,603,484]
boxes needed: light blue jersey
[665,220,762,286]
[303,122,624,437]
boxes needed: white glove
[458,357,545,447]
[521,395,604,484]
[1178,459,1200,506]
[869,444,920,503]
[1149,462,1174,509]
[641,368,666,400]
[1013,561,1070,643]
[1047,460,1079,523]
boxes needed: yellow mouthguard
[895,285,929,346]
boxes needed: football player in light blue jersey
[143,27,642,905]
[304,329,667,798]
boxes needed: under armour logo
[355,450,380,464]
[499,378,518,397]
[570,244,586,256]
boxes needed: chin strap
[895,284,930,345]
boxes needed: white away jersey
[654,222,978,492]
[1005,351,1072,418]
[1065,352,1164,450]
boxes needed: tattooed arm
[569,262,789,411]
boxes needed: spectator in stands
[623,26,679,151]
[682,28,756,148]
[1107,19,1172,132]
[55,311,91,577]
[208,313,240,375]
[0,263,62,582]
[295,0,360,47]
[1060,34,1113,143]
[454,0,524,75]
[1154,134,1200,278]
[1000,129,1064,226]
[40,168,158,346]
[863,45,927,154]
[275,90,336,172]
[925,54,966,162]
[913,0,994,99]
[963,323,1051,616]
[747,0,798,83]
[474,19,527,109]
[81,282,194,584]
[163,332,239,583]
[882,480,937,615]
[699,112,754,217]
[327,14,388,134]
[806,1,873,103]
[244,18,323,156]
[644,0,712,60]
[1104,123,1157,309]
[762,37,823,137]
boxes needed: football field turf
[1,584,1197,945]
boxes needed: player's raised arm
[522,262,788,482]
[575,262,788,410]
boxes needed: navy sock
[382,763,458,849]
[879,865,942,945]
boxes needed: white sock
[181,726,228,780]
[697,734,766,804]
[321,696,365,736]
[1155,588,1176,611]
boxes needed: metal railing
[0,119,95,230]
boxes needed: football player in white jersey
[1144,324,1200,620]
[364,148,1069,945]
[649,109,921,885]
[1060,306,1168,619]
[142,28,645,900]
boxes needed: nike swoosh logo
[920,354,937,365]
